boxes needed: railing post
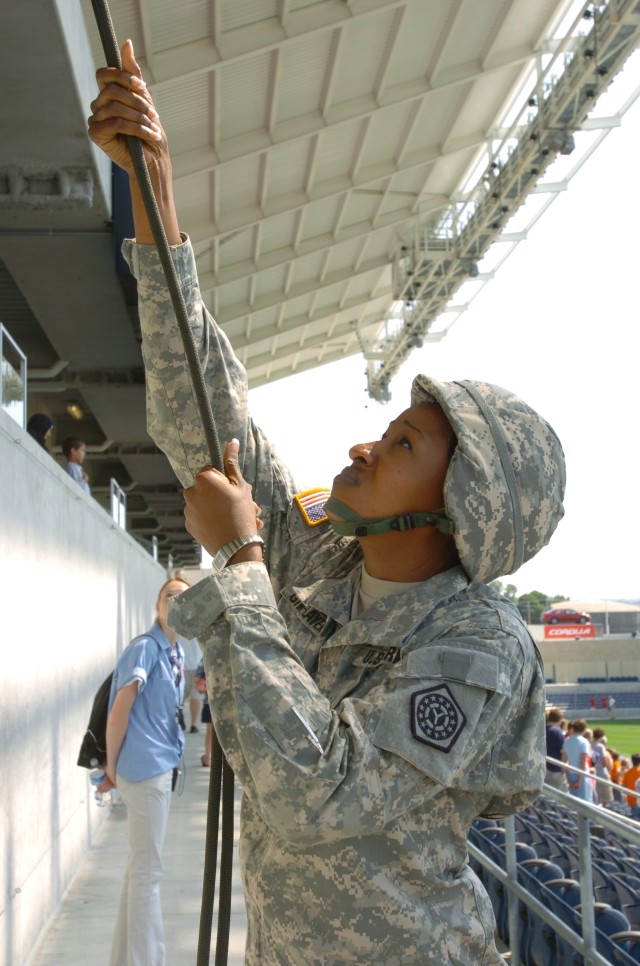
[577,811,596,960]
[110,478,127,529]
[504,815,521,966]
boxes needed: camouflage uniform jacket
[124,237,546,965]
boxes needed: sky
[248,67,640,604]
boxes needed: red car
[542,608,592,625]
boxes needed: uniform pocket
[372,646,509,786]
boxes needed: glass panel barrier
[0,323,27,428]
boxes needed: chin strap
[325,497,454,538]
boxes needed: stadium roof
[565,600,640,614]
[1,0,639,565]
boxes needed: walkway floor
[29,731,247,965]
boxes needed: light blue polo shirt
[109,623,185,781]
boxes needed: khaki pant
[109,770,173,966]
[545,766,569,791]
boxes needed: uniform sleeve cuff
[122,233,196,285]
[168,562,275,638]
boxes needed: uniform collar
[147,622,172,652]
[287,565,469,644]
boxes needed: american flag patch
[294,488,330,527]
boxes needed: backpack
[77,671,114,769]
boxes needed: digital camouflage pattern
[411,376,566,584]
[124,236,556,965]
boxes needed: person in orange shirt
[610,750,621,783]
[609,749,622,801]
[621,753,640,818]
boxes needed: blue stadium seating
[609,930,640,965]
[518,860,566,965]
[591,862,621,905]
[582,905,634,966]
[469,793,640,963]
[537,878,582,965]
[611,874,640,928]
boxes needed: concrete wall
[0,408,167,966]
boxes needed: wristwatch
[211,533,264,574]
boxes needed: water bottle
[89,769,107,806]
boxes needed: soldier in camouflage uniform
[89,44,566,965]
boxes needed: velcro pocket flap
[405,646,510,697]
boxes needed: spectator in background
[545,707,568,791]
[97,575,190,965]
[591,728,613,805]
[62,437,90,494]
[619,756,631,792]
[562,719,594,802]
[179,635,204,733]
[622,753,640,819]
[194,660,212,767]
[27,413,53,451]
[583,727,597,799]
[609,748,622,801]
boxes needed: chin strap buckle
[389,514,417,532]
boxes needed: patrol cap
[411,376,565,583]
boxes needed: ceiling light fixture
[66,402,84,421]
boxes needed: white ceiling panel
[3,0,637,564]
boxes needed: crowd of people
[545,706,636,809]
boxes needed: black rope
[197,731,223,964]
[215,756,236,966]
[90,1,223,470]
[89,4,234,963]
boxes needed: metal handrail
[470,780,640,966]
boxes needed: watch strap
[212,533,264,573]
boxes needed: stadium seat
[592,838,619,870]
[515,813,537,844]
[467,825,509,940]
[547,879,585,964]
[568,902,629,964]
[469,825,542,947]
[592,903,631,938]
[587,907,636,966]
[543,832,579,877]
[529,826,560,861]
[609,930,640,965]
[518,860,565,966]
[621,856,640,878]
[591,862,621,906]
[517,843,539,863]
[520,859,566,886]
[611,874,640,928]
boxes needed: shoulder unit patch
[411,684,466,753]
[294,488,330,527]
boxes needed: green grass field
[586,719,640,756]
